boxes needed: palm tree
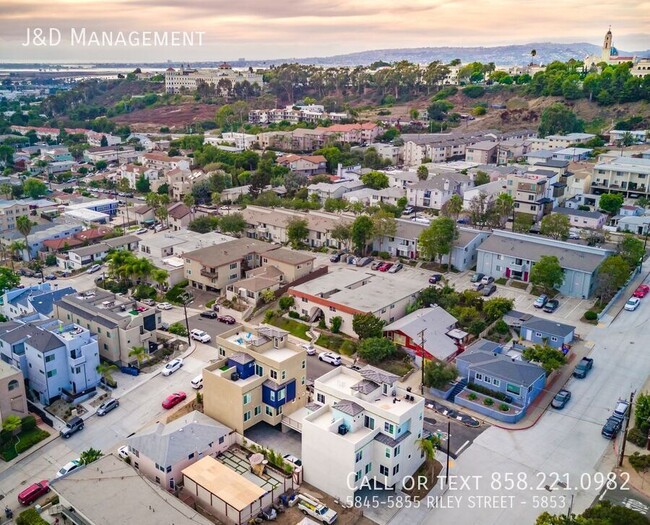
[530,49,537,65]
[155,206,169,228]
[128,346,148,368]
[417,437,439,482]
[417,165,429,181]
[80,447,103,465]
[442,194,463,222]
[15,216,33,262]
[183,194,196,222]
[620,131,635,155]
[145,192,161,207]
[96,361,118,385]
[0,183,12,199]
[8,240,26,269]
[151,268,169,290]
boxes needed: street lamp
[179,291,193,346]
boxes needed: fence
[597,265,642,320]
[27,400,54,427]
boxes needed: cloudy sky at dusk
[0,0,649,62]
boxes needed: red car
[379,263,393,272]
[18,480,49,505]
[218,315,236,325]
[633,285,650,298]
[162,392,187,409]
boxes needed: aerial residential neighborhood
[0,5,650,525]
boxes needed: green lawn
[316,333,358,356]
[0,427,50,462]
[268,317,310,340]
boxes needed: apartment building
[249,105,347,125]
[166,168,208,202]
[288,267,423,337]
[202,325,308,434]
[1,221,85,261]
[476,230,614,298]
[86,132,122,147]
[496,139,531,165]
[164,65,264,94]
[406,173,472,211]
[277,154,327,177]
[592,156,650,199]
[2,282,77,319]
[83,146,138,164]
[0,318,100,404]
[0,199,31,233]
[307,179,365,200]
[64,234,140,270]
[302,365,425,502]
[204,132,258,151]
[505,164,570,220]
[462,179,508,210]
[119,164,161,190]
[545,133,595,149]
[140,152,192,171]
[54,290,161,365]
[183,238,278,293]
[465,141,497,164]
[66,199,119,217]
[0,361,28,420]
[551,207,607,230]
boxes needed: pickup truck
[297,493,338,524]
[573,357,594,379]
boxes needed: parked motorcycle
[5,506,13,519]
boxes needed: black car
[96,398,119,416]
[330,252,346,263]
[543,299,560,313]
[551,389,571,409]
[44,274,57,280]
[200,310,218,319]
[470,272,485,283]
[429,274,443,284]
[601,416,623,439]
[60,416,84,438]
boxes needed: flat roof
[183,456,266,511]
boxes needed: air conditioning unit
[231,372,240,381]
[338,424,348,435]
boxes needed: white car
[135,228,148,235]
[318,352,342,366]
[300,343,316,356]
[625,297,641,311]
[117,445,129,460]
[162,358,183,376]
[56,459,82,479]
[86,264,102,274]
[190,329,211,343]
[157,302,173,310]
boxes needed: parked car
[162,358,183,376]
[190,329,211,343]
[370,261,383,270]
[533,294,548,308]
[470,272,485,283]
[573,357,594,379]
[346,255,357,265]
[388,263,403,273]
[379,262,393,272]
[120,365,140,376]
[140,298,156,306]
[481,283,497,296]
[356,256,373,267]
[429,274,443,284]
[191,375,204,389]
[473,282,485,291]
[17,481,49,505]
[318,352,342,366]
[200,310,218,319]
[480,275,495,286]
[86,264,102,274]
[634,284,650,298]
[402,205,414,215]
[601,416,624,439]
[56,459,82,479]
[625,297,641,311]
[543,299,560,313]
[162,391,187,409]
[283,454,302,467]
[218,315,236,325]
[60,416,84,438]
[135,228,148,235]
[117,445,129,459]
[300,343,316,356]
[330,252,346,263]
[157,302,173,310]
[96,398,119,416]
[551,389,572,409]
[44,274,57,281]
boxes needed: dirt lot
[275,482,375,525]
[112,103,219,131]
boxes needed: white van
[191,375,203,389]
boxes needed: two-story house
[407,173,472,211]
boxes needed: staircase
[448,378,468,401]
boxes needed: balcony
[68,352,86,367]
[200,268,219,280]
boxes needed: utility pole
[180,291,193,346]
[619,390,635,467]
[445,419,451,487]
[418,328,427,394]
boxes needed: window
[8,380,19,391]
[188,453,195,459]
[155,476,160,484]
[364,415,375,430]
[475,373,483,381]
[393,464,400,475]
[281,370,286,380]
[166,466,171,473]
[270,370,278,380]
[255,364,264,376]
[365,463,372,474]
[354,470,362,482]
[301,360,306,369]
[535,332,542,337]
[46,370,57,378]
[394,445,401,457]
[243,393,251,405]
[229,263,238,269]
[244,411,251,422]
[493,379,501,387]
[496,265,501,272]
[219,436,224,444]
[254,405,261,416]
[317,393,325,404]
[269,391,276,401]
[385,448,391,458]
[355,450,363,463]
[265,406,273,416]
[384,422,394,434]
[380,465,389,476]
[551,337,558,342]
[506,384,521,395]
[220,347,226,357]
[45,354,55,363]
[278,389,286,401]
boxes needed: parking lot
[446,270,595,329]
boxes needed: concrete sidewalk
[598,263,650,327]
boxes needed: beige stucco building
[202,325,308,434]
[0,362,28,422]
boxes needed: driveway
[185,313,240,342]
[244,422,302,459]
